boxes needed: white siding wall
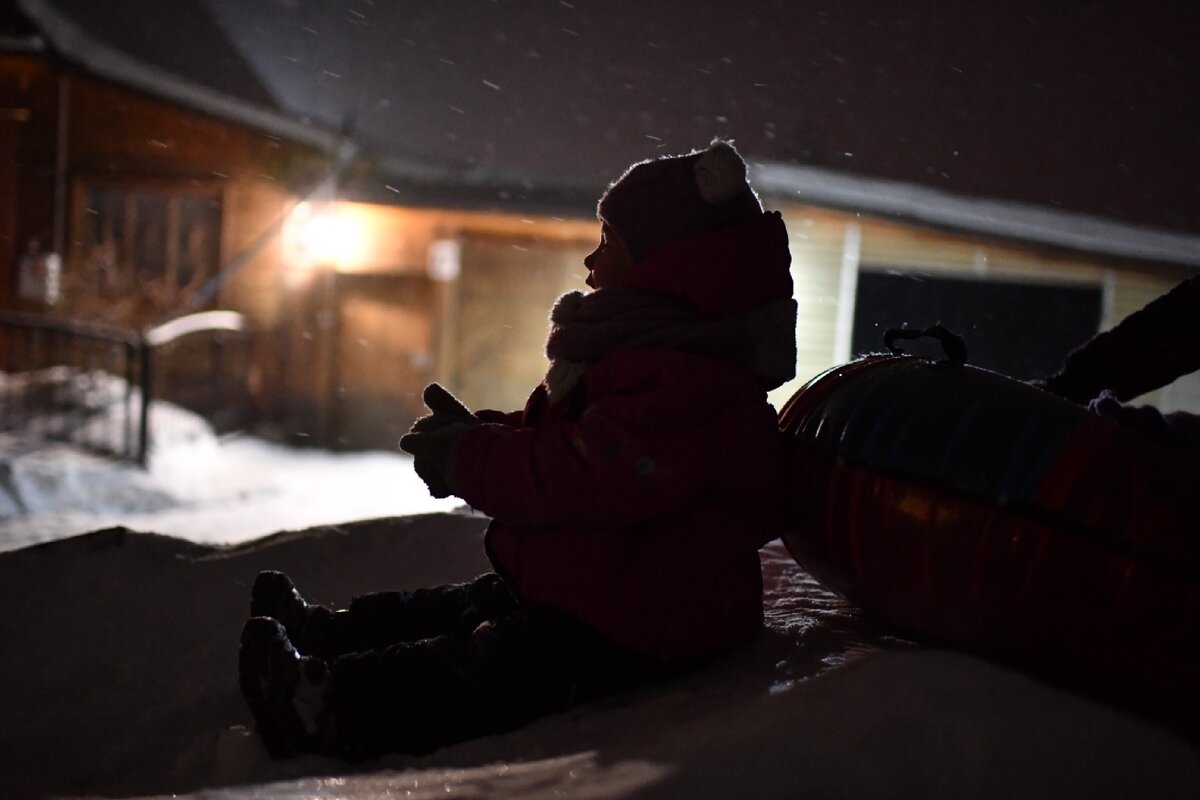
[768,212,845,409]
[773,203,1194,412]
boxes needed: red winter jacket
[453,214,792,659]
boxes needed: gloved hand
[401,384,479,498]
[409,383,479,433]
[400,422,470,498]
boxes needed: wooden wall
[273,203,597,449]
[0,52,334,435]
[449,234,591,413]
[66,77,297,183]
[0,52,324,329]
[1,54,58,311]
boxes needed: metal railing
[0,310,248,465]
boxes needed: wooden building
[4,1,1200,454]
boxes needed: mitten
[409,383,479,434]
[424,383,476,421]
[400,422,470,498]
[413,459,453,499]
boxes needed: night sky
[62,0,1200,233]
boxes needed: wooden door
[331,272,433,450]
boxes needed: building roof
[200,2,1200,240]
[755,162,1200,271]
[23,0,273,107]
[14,0,349,154]
[13,0,1200,269]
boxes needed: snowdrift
[0,421,459,553]
[3,514,1198,800]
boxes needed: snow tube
[778,354,1200,731]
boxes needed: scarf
[543,287,797,403]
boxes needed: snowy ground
[2,399,1199,799]
[0,395,460,552]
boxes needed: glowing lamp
[284,200,367,271]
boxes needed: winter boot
[250,570,340,659]
[238,617,335,758]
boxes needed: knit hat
[597,139,764,264]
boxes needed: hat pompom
[694,140,747,205]
[598,138,763,263]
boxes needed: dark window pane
[852,270,1103,380]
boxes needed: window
[852,269,1103,381]
[73,181,222,319]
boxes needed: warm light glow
[283,200,369,271]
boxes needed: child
[239,139,798,760]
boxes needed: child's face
[584,223,636,290]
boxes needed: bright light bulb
[285,201,366,270]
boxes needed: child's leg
[336,573,518,654]
[327,606,673,760]
[252,572,518,660]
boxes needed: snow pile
[0,436,175,520]
[1,373,1197,800]
[0,370,461,552]
[2,520,1196,800]
[0,366,206,456]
